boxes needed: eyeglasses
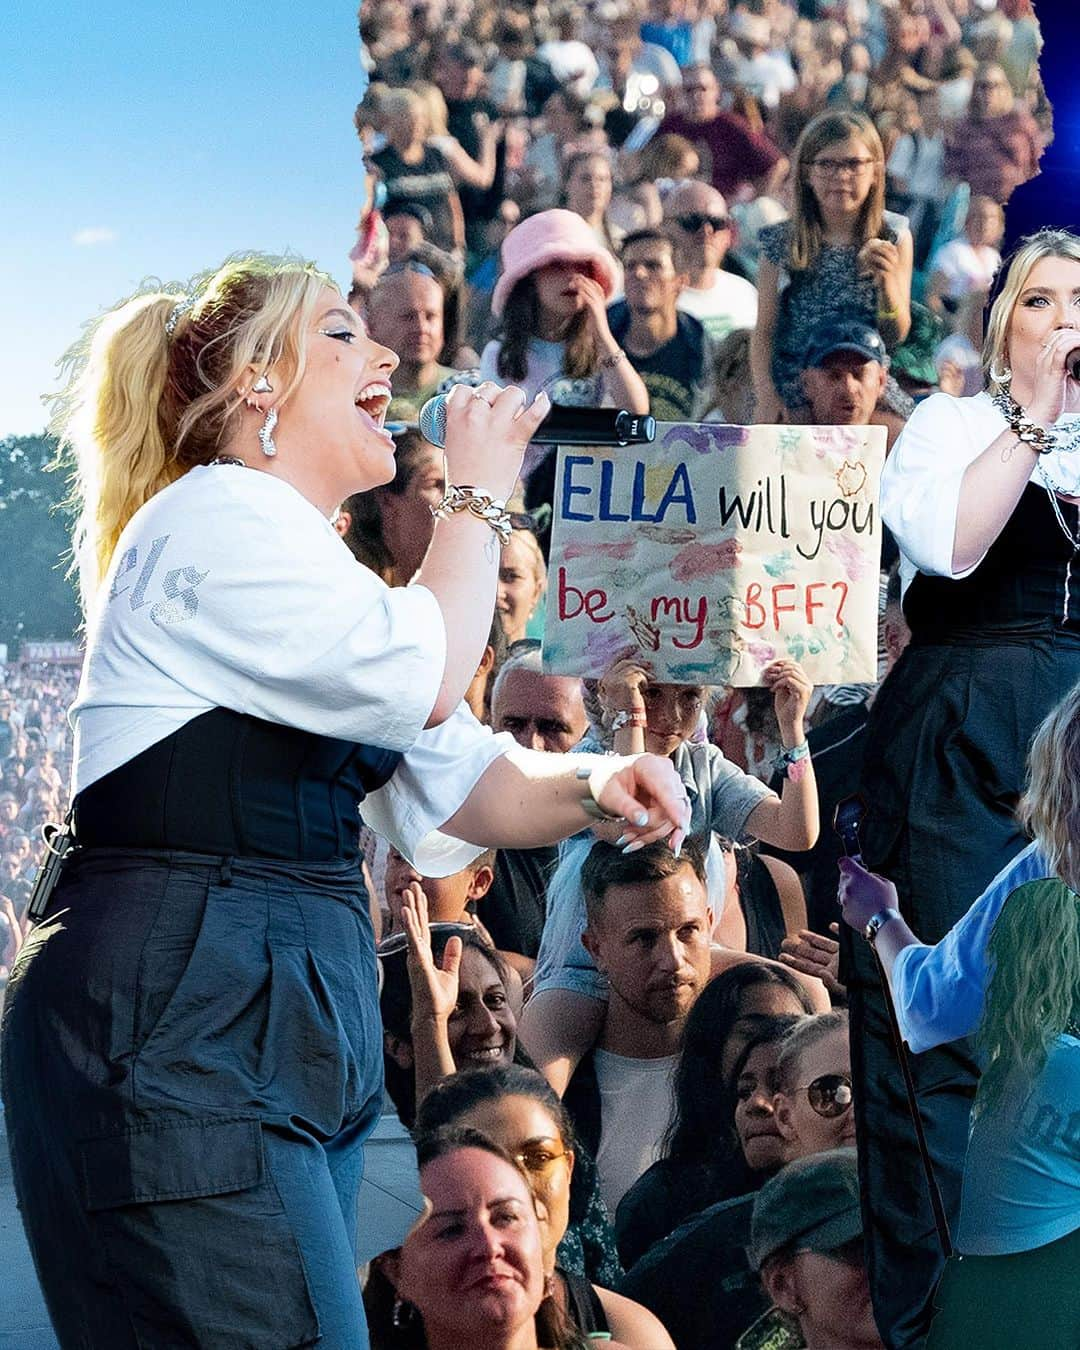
[674,213,730,233]
[810,158,878,177]
[791,1073,853,1118]
[514,1146,569,1176]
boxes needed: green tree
[0,433,80,652]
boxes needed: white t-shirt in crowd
[72,465,512,875]
[593,1048,679,1215]
[881,391,1080,590]
[928,238,1002,300]
[676,271,759,345]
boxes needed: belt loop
[219,856,233,886]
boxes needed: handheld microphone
[419,395,657,449]
[1070,352,1080,383]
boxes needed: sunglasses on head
[674,213,730,233]
[383,260,437,280]
[506,637,542,657]
[793,1073,853,1118]
[376,920,475,957]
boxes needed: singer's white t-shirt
[880,390,1080,589]
[72,464,512,873]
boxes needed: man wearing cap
[739,1149,883,1350]
[663,180,759,345]
[799,319,889,431]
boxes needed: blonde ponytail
[49,253,332,609]
[53,292,184,602]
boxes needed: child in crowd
[520,653,824,1095]
[479,209,649,488]
[752,109,913,421]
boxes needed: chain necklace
[209,455,248,467]
[1040,465,1080,551]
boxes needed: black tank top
[74,707,402,861]
[559,1268,609,1336]
[738,852,788,961]
[904,483,1080,638]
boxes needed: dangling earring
[392,1296,417,1329]
[988,357,1012,393]
[257,407,279,458]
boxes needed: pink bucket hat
[491,209,619,318]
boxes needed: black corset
[904,483,1080,639]
[74,708,403,861]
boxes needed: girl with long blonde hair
[1,252,688,1348]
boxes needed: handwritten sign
[541,422,886,686]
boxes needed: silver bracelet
[575,763,624,822]
[431,484,513,545]
[599,348,628,372]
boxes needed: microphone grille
[418,394,447,449]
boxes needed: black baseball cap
[803,318,887,369]
[747,1148,863,1271]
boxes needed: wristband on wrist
[575,763,624,822]
[610,709,647,731]
[865,907,901,945]
[431,484,513,544]
[773,740,810,781]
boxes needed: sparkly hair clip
[164,294,198,337]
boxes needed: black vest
[904,483,1080,639]
[74,707,402,861]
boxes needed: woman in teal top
[838,682,1080,1348]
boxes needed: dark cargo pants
[1,849,384,1349]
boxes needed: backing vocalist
[0,254,690,1349]
[848,228,1080,1348]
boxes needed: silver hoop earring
[988,358,1012,390]
[258,407,279,458]
[392,1296,417,1329]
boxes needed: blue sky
[2,3,367,437]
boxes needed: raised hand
[400,882,462,1026]
[761,658,812,746]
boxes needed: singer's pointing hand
[586,753,692,856]
[442,383,550,501]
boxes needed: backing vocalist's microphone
[419,395,656,448]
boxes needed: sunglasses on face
[514,1145,569,1176]
[376,920,475,957]
[674,213,730,233]
[792,1073,853,1117]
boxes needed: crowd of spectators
[0,666,79,979]
[4,0,1054,1345]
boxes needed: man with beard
[563,839,714,1214]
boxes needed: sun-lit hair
[981,229,1080,391]
[789,110,885,272]
[48,253,333,608]
[412,81,450,138]
[976,683,1080,1115]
